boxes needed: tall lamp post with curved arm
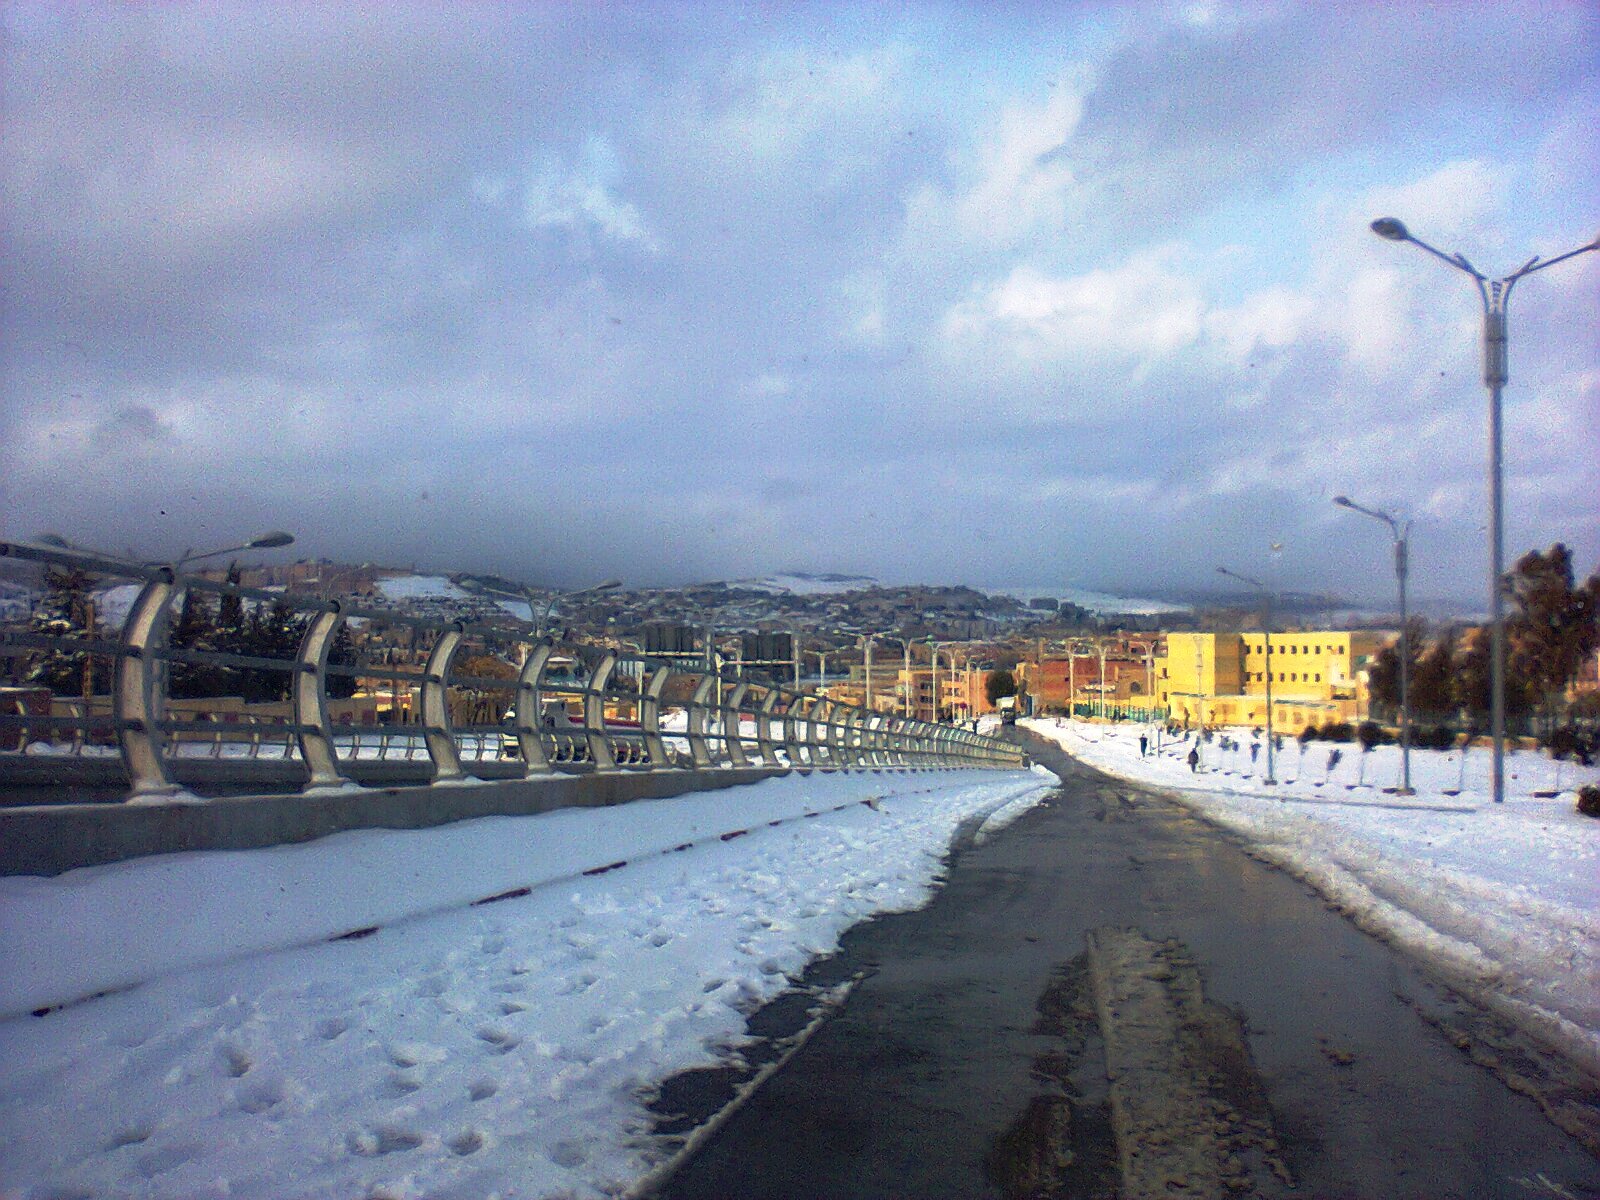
[1218,566,1275,786]
[1334,495,1413,794]
[1370,217,1598,803]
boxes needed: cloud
[1,3,1594,600]
[521,136,660,251]
[939,246,1205,379]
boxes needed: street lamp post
[1218,567,1276,785]
[1370,217,1598,803]
[38,530,295,573]
[1334,495,1413,794]
[928,640,962,723]
[538,579,620,639]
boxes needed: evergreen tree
[1364,616,1426,720]
[1506,544,1600,728]
[1453,625,1532,729]
[1409,627,1459,720]
[167,585,223,699]
[326,622,360,700]
[217,563,245,637]
[237,599,307,702]
[25,567,111,695]
[984,668,1017,705]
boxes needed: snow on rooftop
[0,769,1049,1198]
[1022,717,1600,1078]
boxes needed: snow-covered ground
[1023,717,1600,1079]
[0,768,1050,1199]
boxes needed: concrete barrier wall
[0,765,828,877]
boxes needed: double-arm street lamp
[1217,566,1276,785]
[1334,495,1413,794]
[38,530,295,573]
[1371,217,1597,803]
[463,577,621,639]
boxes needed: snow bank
[1024,718,1600,1077]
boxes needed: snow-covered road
[0,768,1051,1199]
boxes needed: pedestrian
[1187,746,1200,773]
[1139,733,1148,757]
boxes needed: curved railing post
[842,707,865,768]
[822,697,843,769]
[641,664,671,769]
[583,652,619,771]
[421,625,466,782]
[887,716,909,769]
[756,689,782,768]
[116,570,180,799]
[864,712,885,769]
[723,682,751,769]
[807,698,832,770]
[782,693,808,771]
[513,641,555,773]
[293,603,346,789]
[687,676,715,769]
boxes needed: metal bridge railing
[0,541,1027,800]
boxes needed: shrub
[1578,785,1600,819]
[1357,721,1384,750]
[1422,725,1457,751]
[1321,722,1354,743]
[1543,728,1581,761]
[1299,725,1319,745]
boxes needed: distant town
[11,551,1571,740]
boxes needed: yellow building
[1157,630,1384,731]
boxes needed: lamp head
[248,531,295,550]
[35,533,74,549]
[1333,495,1353,508]
[1371,217,1409,242]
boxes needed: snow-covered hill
[728,572,880,596]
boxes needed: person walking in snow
[1139,733,1148,757]
[1187,746,1200,773]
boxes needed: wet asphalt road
[656,734,1600,1200]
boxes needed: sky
[2,1,1596,605]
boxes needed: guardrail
[0,541,1026,802]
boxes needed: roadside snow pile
[1024,717,1600,1078]
[0,768,1049,1200]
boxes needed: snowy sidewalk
[0,768,1051,1200]
[1023,718,1600,1080]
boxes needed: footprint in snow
[314,1017,348,1041]
[448,1129,486,1156]
[137,1143,200,1179]
[109,1123,155,1150]
[414,974,450,998]
[233,1076,287,1114]
[347,1125,424,1156]
[476,1026,521,1055]
[468,1078,499,1101]
[219,1044,253,1078]
[387,1042,447,1069]
[383,1072,422,1097]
